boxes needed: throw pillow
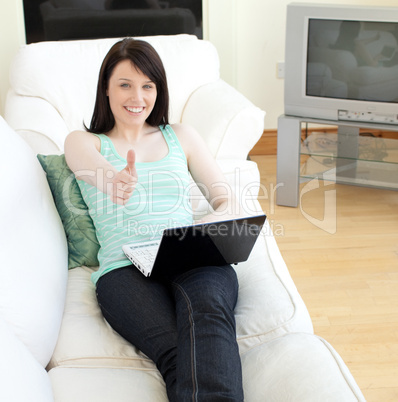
[37,154,100,269]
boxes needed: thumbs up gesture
[110,149,138,205]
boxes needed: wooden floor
[250,155,398,401]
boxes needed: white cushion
[48,266,152,369]
[0,117,68,367]
[49,333,366,402]
[49,367,167,402]
[241,333,365,401]
[0,317,54,402]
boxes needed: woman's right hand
[110,149,138,205]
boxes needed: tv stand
[276,115,398,207]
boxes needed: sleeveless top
[77,125,193,284]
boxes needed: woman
[65,38,244,401]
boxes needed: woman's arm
[173,124,243,222]
[64,131,137,205]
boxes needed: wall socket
[277,61,285,79]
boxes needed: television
[284,3,398,125]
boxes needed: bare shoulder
[170,123,205,149]
[170,123,214,167]
[170,122,198,136]
[65,129,101,151]
[66,129,97,142]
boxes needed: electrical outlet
[277,61,285,78]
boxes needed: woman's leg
[95,266,178,401]
[170,265,244,402]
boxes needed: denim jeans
[96,264,244,402]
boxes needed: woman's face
[107,59,157,130]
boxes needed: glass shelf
[300,132,398,189]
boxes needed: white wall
[0,0,25,115]
[1,0,398,127]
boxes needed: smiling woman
[63,37,245,402]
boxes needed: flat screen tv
[284,3,398,125]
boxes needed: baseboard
[249,129,278,155]
[250,126,398,156]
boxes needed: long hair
[87,38,169,134]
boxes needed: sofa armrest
[0,318,54,402]
[0,117,68,368]
[181,79,265,160]
[5,90,69,154]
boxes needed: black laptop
[122,214,266,278]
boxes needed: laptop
[122,214,266,278]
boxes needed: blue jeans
[96,264,244,402]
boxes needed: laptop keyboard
[127,241,160,272]
[134,246,157,266]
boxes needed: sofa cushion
[49,333,365,402]
[49,366,167,402]
[241,333,365,401]
[0,117,68,367]
[37,154,100,269]
[0,317,54,402]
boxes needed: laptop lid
[151,214,266,278]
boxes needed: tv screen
[284,3,398,124]
[306,19,398,103]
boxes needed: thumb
[126,149,136,174]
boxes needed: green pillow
[37,154,100,269]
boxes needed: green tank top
[77,125,193,284]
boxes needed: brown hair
[87,38,169,133]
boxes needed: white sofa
[1,35,365,401]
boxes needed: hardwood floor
[250,154,398,401]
